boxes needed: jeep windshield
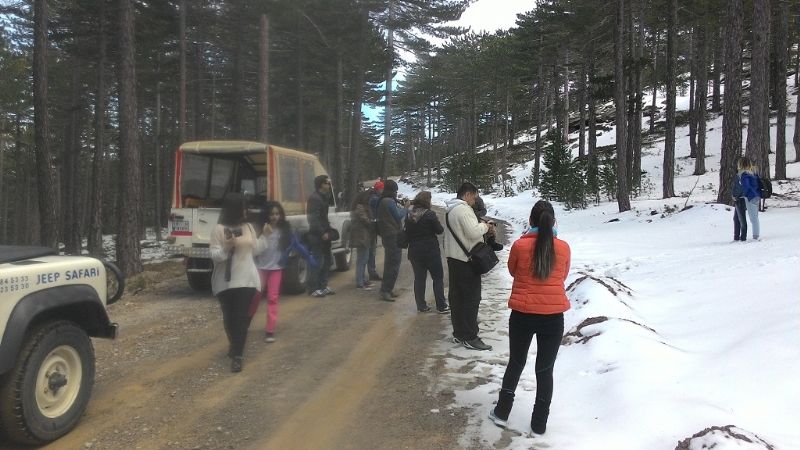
[179,153,266,208]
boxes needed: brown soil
[5,249,483,450]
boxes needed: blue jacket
[741,172,760,201]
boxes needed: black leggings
[500,311,564,414]
[217,287,256,358]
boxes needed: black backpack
[757,175,773,199]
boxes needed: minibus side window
[279,155,302,203]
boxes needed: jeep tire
[0,321,95,445]
[187,271,212,291]
[334,249,352,272]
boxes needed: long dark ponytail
[530,200,556,280]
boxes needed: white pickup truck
[166,141,351,293]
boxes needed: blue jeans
[380,235,402,293]
[368,234,379,276]
[745,197,761,239]
[308,240,331,292]
[355,246,369,286]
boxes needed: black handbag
[445,209,499,275]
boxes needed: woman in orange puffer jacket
[488,200,571,435]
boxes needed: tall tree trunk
[296,12,304,148]
[89,0,107,256]
[534,63,544,186]
[588,46,597,156]
[0,118,5,242]
[179,0,187,142]
[746,0,772,178]
[346,10,367,205]
[688,31,698,158]
[632,0,644,190]
[625,4,636,186]
[63,63,81,255]
[579,62,586,158]
[334,50,345,200]
[711,19,723,113]
[381,0,394,179]
[717,0,744,203]
[502,89,510,193]
[794,86,800,163]
[663,0,677,199]
[651,30,659,133]
[154,72,163,241]
[773,0,788,180]
[694,13,708,176]
[116,0,143,276]
[614,0,631,211]
[193,43,205,140]
[562,51,569,144]
[231,0,246,138]
[258,14,269,143]
[33,0,59,248]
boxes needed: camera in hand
[224,227,243,239]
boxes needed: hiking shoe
[357,284,373,291]
[369,273,382,281]
[452,337,462,344]
[437,305,451,314]
[322,287,336,295]
[463,338,492,351]
[379,291,395,302]
[311,289,326,298]
[418,305,432,313]
[264,333,276,343]
[231,356,243,373]
[488,410,507,429]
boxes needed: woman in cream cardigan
[210,193,267,373]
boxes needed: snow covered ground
[396,76,800,449]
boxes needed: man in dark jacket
[306,175,335,297]
[376,180,406,302]
[367,181,384,281]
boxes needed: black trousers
[408,240,446,311]
[447,257,482,341]
[495,311,564,421]
[217,287,256,358]
[733,197,748,241]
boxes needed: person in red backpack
[489,200,571,435]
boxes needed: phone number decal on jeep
[0,275,31,294]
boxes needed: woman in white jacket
[210,193,267,373]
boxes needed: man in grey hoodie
[444,182,494,351]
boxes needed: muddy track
[2,211,509,450]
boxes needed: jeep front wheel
[0,321,95,445]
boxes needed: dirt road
[7,242,494,449]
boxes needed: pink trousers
[249,269,283,333]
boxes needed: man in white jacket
[444,182,495,351]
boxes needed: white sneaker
[488,410,507,428]
[311,289,326,298]
[322,287,336,295]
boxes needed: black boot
[531,404,549,435]
[493,389,515,421]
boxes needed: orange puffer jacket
[507,233,571,315]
